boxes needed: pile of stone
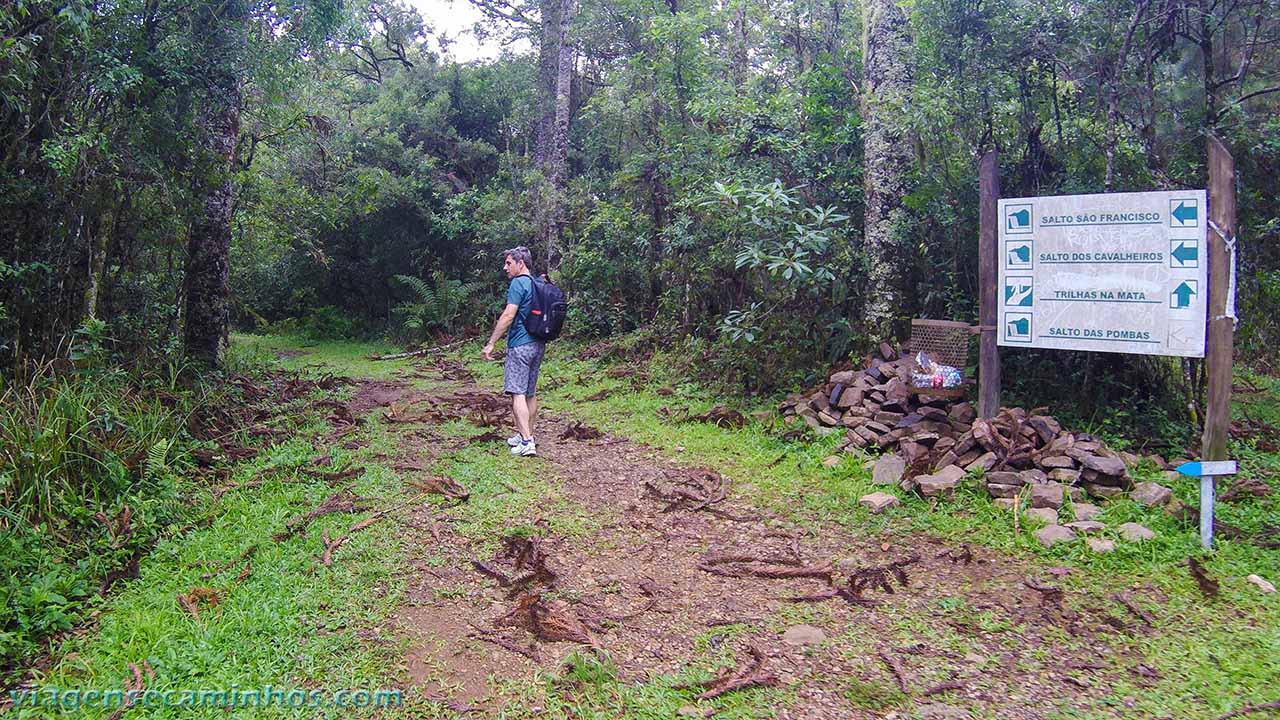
[780,346,1137,502]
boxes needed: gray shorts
[503,341,546,396]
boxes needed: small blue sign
[1005,279,1033,307]
[1005,203,1033,235]
[1170,198,1199,227]
[1006,241,1033,270]
[1170,239,1199,268]
[1176,460,1238,477]
[1005,312,1032,343]
[1170,280,1197,309]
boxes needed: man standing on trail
[482,246,544,457]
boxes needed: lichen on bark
[861,0,916,345]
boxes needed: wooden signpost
[1198,136,1237,549]
[977,136,1237,549]
[978,151,1000,420]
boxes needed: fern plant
[392,271,481,342]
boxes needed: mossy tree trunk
[183,0,247,368]
[534,0,577,273]
[861,0,916,345]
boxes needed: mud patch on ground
[347,380,410,414]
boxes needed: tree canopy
[2,0,1278,405]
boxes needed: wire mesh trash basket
[907,319,974,397]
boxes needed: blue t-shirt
[506,275,535,348]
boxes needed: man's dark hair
[503,245,533,271]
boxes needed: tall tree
[534,0,578,271]
[860,0,915,343]
[183,0,249,367]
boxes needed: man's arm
[482,303,520,359]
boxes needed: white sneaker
[510,440,537,456]
[506,433,523,446]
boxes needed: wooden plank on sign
[978,151,1000,419]
[1202,136,1234,463]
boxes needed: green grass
[10,334,1277,719]
[10,409,415,718]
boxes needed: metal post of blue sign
[1177,461,1238,549]
[1200,476,1214,550]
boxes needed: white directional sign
[997,190,1208,357]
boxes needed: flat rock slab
[782,624,827,646]
[1247,575,1276,594]
[987,471,1023,486]
[872,453,907,485]
[986,483,1020,499]
[1118,522,1155,541]
[1086,537,1116,553]
[1066,520,1106,534]
[993,498,1017,510]
[1130,482,1173,507]
[935,464,968,484]
[918,474,959,497]
[822,455,843,468]
[1031,483,1064,509]
[859,492,900,514]
[966,451,999,471]
[1020,468,1048,485]
[1080,454,1127,477]
[1035,525,1076,548]
[1025,507,1059,525]
[1085,483,1125,500]
[1071,503,1102,521]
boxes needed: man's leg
[523,342,545,440]
[512,394,533,440]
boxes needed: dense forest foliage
[4,0,1278,379]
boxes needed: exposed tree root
[683,645,778,700]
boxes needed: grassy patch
[17,334,1276,719]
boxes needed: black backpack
[524,275,567,341]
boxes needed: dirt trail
[355,362,1150,718]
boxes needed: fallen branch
[104,662,151,720]
[466,622,539,661]
[921,681,964,697]
[643,472,754,521]
[321,515,381,566]
[369,337,472,361]
[1187,557,1220,598]
[698,553,833,581]
[199,544,259,580]
[274,488,371,541]
[838,556,919,605]
[176,587,221,621]
[878,648,909,694]
[689,645,778,700]
[1113,591,1156,627]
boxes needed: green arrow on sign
[1172,282,1195,308]
[1172,242,1198,264]
[1172,201,1197,224]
